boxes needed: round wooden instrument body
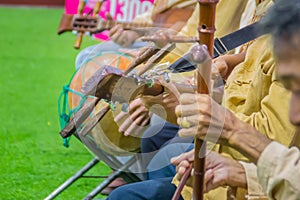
[69,51,141,155]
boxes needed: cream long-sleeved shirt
[257,142,300,200]
[240,141,300,200]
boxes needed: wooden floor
[0,0,65,7]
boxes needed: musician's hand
[171,150,247,192]
[212,52,246,80]
[212,56,228,80]
[175,93,240,144]
[114,98,151,136]
[106,12,141,47]
[171,149,194,176]
[204,152,247,192]
[142,81,180,124]
[171,149,195,188]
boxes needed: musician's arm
[106,13,144,47]
[108,26,142,47]
[223,115,300,200]
[212,52,246,80]
[106,6,156,47]
[172,116,300,198]
[175,93,272,162]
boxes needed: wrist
[228,161,247,188]
[228,121,271,163]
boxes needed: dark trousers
[141,120,193,167]
[107,177,184,200]
[107,120,193,200]
[107,142,194,200]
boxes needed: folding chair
[45,128,144,200]
[46,51,144,199]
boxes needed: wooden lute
[58,7,194,35]
[59,65,164,139]
[59,64,196,138]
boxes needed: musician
[145,0,294,177]
[74,0,197,163]
[75,0,200,195]
[174,1,300,199]
[75,0,197,69]
[86,0,250,177]
[148,0,294,171]
[156,0,296,199]
[106,0,297,199]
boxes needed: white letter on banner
[128,0,141,20]
[110,0,117,18]
[141,1,153,14]
[117,0,128,21]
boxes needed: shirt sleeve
[257,141,300,200]
[239,162,269,200]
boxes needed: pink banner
[65,0,154,40]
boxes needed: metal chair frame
[45,134,142,200]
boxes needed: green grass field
[0,6,110,199]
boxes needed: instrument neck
[99,20,153,31]
[198,0,218,56]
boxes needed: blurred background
[0,1,113,199]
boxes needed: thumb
[204,169,214,193]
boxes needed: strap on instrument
[57,70,86,147]
[169,22,262,73]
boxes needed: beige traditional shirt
[257,142,300,200]
[240,162,269,200]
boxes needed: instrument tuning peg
[121,103,129,112]
[133,75,143,86]
[146,79,154,88]
[109,101,116,111]
[163,72,170,83]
